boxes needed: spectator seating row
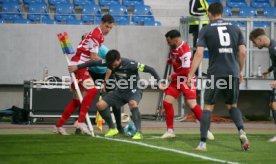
[0,1,161,25]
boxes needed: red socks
[192,105,202,121]
[56,99,80,127]
[163,101,174,129]
[78,88,98,122]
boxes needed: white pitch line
[96,136,239,164]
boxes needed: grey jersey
[109,58,141,92]
[268,40,276,80]
[197,19,246,78]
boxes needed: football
[124,122,136,137]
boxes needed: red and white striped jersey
[71,27,104,64]
[170,41,192,78]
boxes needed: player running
[250,28,276,142]
[188,2,249,151]
[54,14,114,135]
[160,29,214,140]
[68,49,162,139]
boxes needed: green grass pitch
[0,133,275,164]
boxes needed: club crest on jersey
[131,89,137,93]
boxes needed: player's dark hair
[106,49,121,66]
[165,30,181,39]
[101,14,114,24]
[249,28,266,41]
[208,2,223,16]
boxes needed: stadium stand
[99,0,120,7]
[0,0,161,25]
[250,0,271,8]
[81,4,101,25]
[226,0,248,8]
[2,0,274,26]
[122,0,144,8]
[238,6,257,17]
[23,0,45,6]
[1,2,22,22]
[48,0,70,7]
[263,6,276,18]
[27,2,48,22]
[73,0,95,8]
[54,3,75,23]
[109,4,129,25]
[13,16,29,23]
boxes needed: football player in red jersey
[160,30,214,140]
[54,14,114,135]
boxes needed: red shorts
[71,68,92,91]
[164,80,197,100]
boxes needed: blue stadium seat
[2,0,20,4]
[263,7,276,18]
[132,4,153,24]
[41,16,56,24]
[73,0,95,8]
[81,5,101,24]
[54,3,75,22]
[206,0,221,4]
[251,0,271,8]
[49,0,70,6]
[113,16,129,25]
[223,6,232,17]
[99,0,120,7]
[122,0,143,8]
[94,15,102,24]
[226,0,247,8]
[23,0,45,5]
[144,20,161,26]
[238,7,257,17]
[0,18,5,23]
[13,17,30,24]
[109,4,128,16]
[253,21,270,27]
[27,2,48,22]
[1,2,22,22]
[230,21,245,27]
[66,17,83,25]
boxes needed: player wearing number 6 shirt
[160,30,214,140]
[187,2,249,151]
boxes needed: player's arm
[90,52,101,60]
[238,45,246,72]
[137,63,161,82]
[189,46,204,77]
[262,66,272,79]
[188,26,206,82]
[105,68,112,81]
[237,45,246,82]
[68,60,106,73]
